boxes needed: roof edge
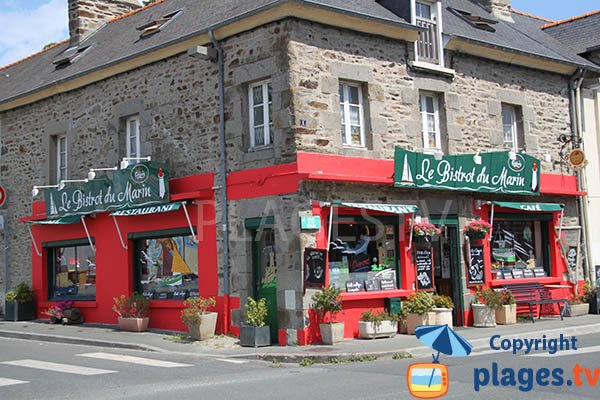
[542,9,600,29]
[510,9,554,23]
[0,40,68,72]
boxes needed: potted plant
[584,282,599,314]
[112,293,150,332]
[464,219,492,240]
[432,295,454,326]
[181,296,217,340]
[240,297,270,347]
[43,300,75,324]
[472,287,502,327]
[566,293,589,317]
[402,291,435,334]
[358,310,399,339]
[4,283,35,321]
[311,284,344,345]
[412,221,442,246]
[495,289,517,325]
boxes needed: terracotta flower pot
[118,317,149,332]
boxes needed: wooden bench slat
[501,282,568,323]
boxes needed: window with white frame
[420,93,442,150]
[414,1,442,65]
[249,80,273,149]
[339,82,365,147]
[502,104,520,151]
[126,115,141,159]
[56,135,67,183]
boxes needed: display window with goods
[47,240,96,301]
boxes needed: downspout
[569,68,591,284]
[208,30,230,334]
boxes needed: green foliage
[360,310,400,328]
[299,358,315,367]
[163,333,193,344]
[402,292,435,316]
[584,282,597,303]
[392,352,413,360]
[180,296,216,325]
[473,287,503,309]
[500,290,515,305]
[310,284,343,322]
[112,293,149,318]
[245,297,268,327]
[432,294,454,309]
[5,284,34,303]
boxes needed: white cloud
[0,0,68,67]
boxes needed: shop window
[248,80,273,149]
[501,103,524,151]
[490,218,551,279]
[48,241,96,300]
[134,233,198,300]
[339,81,366,147]
[328,218,399,291]
[126,115,141,160]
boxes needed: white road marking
[527,345,600,357]
[0,360,116,375]
[215,358,249,364]
[77,352,192,368]
[0,378,28,387]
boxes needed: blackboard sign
[533,268,546,278]
[495,271,504,280]
[172,289,187,300]
[468,246,485,285]
[502,270,514,280]
[157,292,169,300]
[346,281,363,293]
[511,269,524,279]
[380,279,396,290]
[523,269,535,279]
[304,248,327,288]
[142,290,155,300]
[567,247,578,271]
[188,290,199,298]
[415,248,434,291]
[365,279,381,292]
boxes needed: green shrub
[181,296,216,325]
[500,290,515,305]
[473,287,503,309]
[432,295,454,309]
[311,284,343,322]
[245,297,268,327]
[402,292,435,316]
[112,293,149,318]
[360,310,399,328]
[5,284,34,303]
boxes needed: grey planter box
[240,325,271,347]
[5,300,35,321]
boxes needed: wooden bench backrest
[501,283,547,302]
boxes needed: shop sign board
[0,185,6,207]
[44,162,170,218]
[380,279,396,290]
[346,281,363,293]
[365,279,381,291]
[300,215,321,230]
[467,246,485,286]
[415,247,434,291]
[304,248,327,288]
[394,148,541,195]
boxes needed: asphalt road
[0,332,599,399]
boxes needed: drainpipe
[569,68,591,285]
[208,30,230,334]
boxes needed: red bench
[501,283,568,323]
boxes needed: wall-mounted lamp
[88,167,118,181]
[544,153,552,163]
[434,151,444,161]
[32,184,59,198]
[58,179,88,191]
[120,156,151,169]
[508,150,517,160]
[473,152,482,165]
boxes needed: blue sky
[0,0,599,67]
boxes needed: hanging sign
[304,248,327,288]
[0,185,6,208]
[44,162,169,218]
[394,148,541,195]
[467,246,485,286]
[415,247,434,291]
[567,246,578,271]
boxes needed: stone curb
[236,350,413,364]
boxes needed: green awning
[492,202,564,212]
[109,202,183,217]
[29,216,82,225]
[337,202,418,215]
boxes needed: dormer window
[413,0,444,66]
[137,10,182,39]
[52,45,91,70]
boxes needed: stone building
[0,0,597,343]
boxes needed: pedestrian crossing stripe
[0,360,116,375]
[77,352,192,368]
[0,378,28,387]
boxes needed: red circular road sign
[0,185,5,207]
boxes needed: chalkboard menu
[533,268,546,278]
[304,248,327,288]
[523,269,535,278]
[173,289,187,300]
[380,279,396,291]
[511,269,524,279]
[415,248,434,291]
[502,270,514,280]
[467,246,485,286]
[188,290,199,298]
[495,271,504,280]
[567,247,578,271]
[365,279,381,292]
[156,292,169,300]
[142,290,155,300]
[346,281,363,293]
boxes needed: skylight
[449,8,498,32]
[53,45,91,69]
[137,10,182,39]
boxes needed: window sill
[243,146,275,163]
[409,61,456,77]
[248,145,273,153]
[340,289,413,301]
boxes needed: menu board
[523,269,535,279]
[365,279,382,292]
[512,269,525,279]
[468,246,485,286]
[172,289,187,300]
[346,281,363,293]
[188,290,199,298]
[567,247,578,271]
[304,248,327,288]
[142,290,155,300]
[533,268,546,278]
[415,248,434,291]
[380,279,396,290]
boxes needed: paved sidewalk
[1,315,599,363]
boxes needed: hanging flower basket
[464,219,491,240]
[412,221,441,246]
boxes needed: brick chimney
[68,0,143,45]
[472,0,513,22]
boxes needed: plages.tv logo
[407,325,473,399]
